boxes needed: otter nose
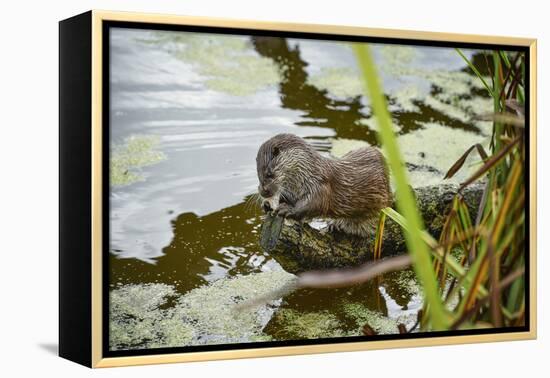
[259,185,272,198]
[262,200,272,213]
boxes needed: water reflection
[263,268,423,339]
[110,197,279,292]
[108,27,492,346]
[252,36,372,141]
[109,28,334,262]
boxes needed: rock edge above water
[261,183,484,274]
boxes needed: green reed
[353,44,450,330]
[354,45,526,330]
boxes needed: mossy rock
[260,183,484,274]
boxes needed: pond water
[108,27,493,350]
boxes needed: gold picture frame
[59,9,537,368]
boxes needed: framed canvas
[59,10,537,368]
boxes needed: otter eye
[266,171,274,179]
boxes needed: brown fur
[256,133,392,236]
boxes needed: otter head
[256,133,305,213]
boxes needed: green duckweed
[109,283,194,350]
[307,67,363,98]
[110,135,166,187]
[268,308,345,339]
[142,31,281,96]
[329,121,490,188]
[342,302,401,334]
[109,270,296,350]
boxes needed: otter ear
[272,146,280,157]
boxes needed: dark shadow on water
[38,343,58,355]
[109,197,270,294]
[252,36,374,142]
[252,37,486,141]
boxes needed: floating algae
[329,138,370,158]
[266,309,345,340]
[329,121,490,188]
[266,299,414,339]
[176,269,295,345]
[380,45,493,124]
[397,122,490,187]
[109,283,194,350]
[379,44,418,69]
[109,270,296,350]
[342,303,402,335]
[340,270,423,334]
[307,67,364,99]
[141,31,281,96]
[110,135,166,187]
[303,44,492,129]
[424,95,493,128]
[356,117,402,132]
[109,268,419,348]
[107,36,502,347]
[389,85,423,113]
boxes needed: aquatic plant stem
[353,44,449,330]
[455,48,494,97]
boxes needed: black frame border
[59,11,94,367]
[101,20,531,359]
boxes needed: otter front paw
[275,203,297,219]
[327,223,341,234]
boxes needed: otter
[256,133,392,236]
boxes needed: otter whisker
[244,193,257,212]
[243,192,263,215]
[253,194,262,213]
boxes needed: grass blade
[444,143,488,179]
[373,210,387,260]
[459,136,520,191]
[353,44,450,329]
[456,48,494,96]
